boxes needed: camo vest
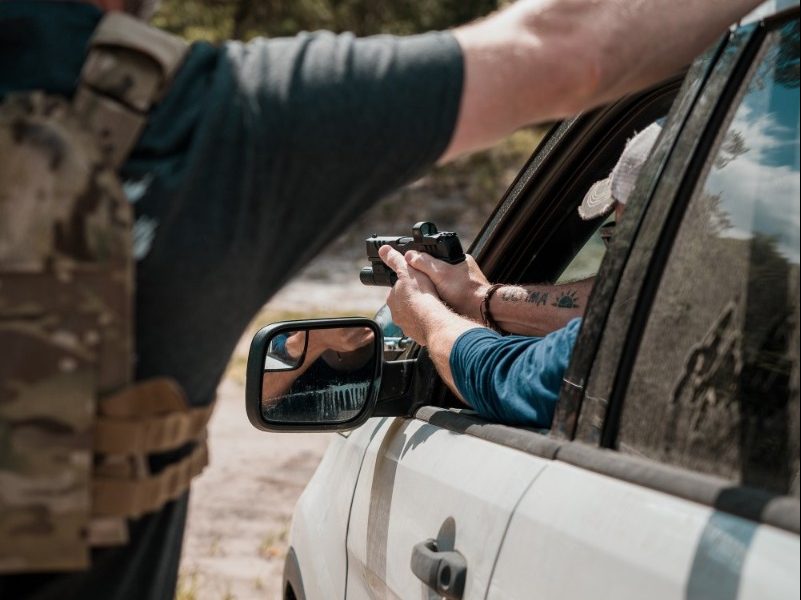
[0,13,211,573]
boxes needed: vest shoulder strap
[73,12,189,167]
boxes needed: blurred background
[154,2,545,598]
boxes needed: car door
[345,416,551,599]
[344,58,685,600]
[489,8,799,599]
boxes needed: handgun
[360,221,465,286]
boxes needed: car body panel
[739,526,801,599]
[289,418,390,599]
[741,0,799,25]
[487,461,799,600]
[345,417,549,599]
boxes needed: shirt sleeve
[128,29,462,285]
[228,30,463,271]
[124,32,462,400]
[449,319,583,427]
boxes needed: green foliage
[154,0,500,42]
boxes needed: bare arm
[381,248,590,413]
[405,297,477,403]
[442,0,762,161]
[489,278,594,337]
[404,251,591,336]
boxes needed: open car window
[436,103,675,416]
[556,214,614,284]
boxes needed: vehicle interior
[429,78,684,413]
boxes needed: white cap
[578,122,663,220]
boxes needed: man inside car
[380,123,662,426]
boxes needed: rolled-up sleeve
[449,319,583,427]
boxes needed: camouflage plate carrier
[0,13,211,572]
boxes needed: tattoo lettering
[500,288,528,302]
[526,291,549,306]
[553,291,580,309]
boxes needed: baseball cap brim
[577,176,615,221]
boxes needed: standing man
[1,0,763,598]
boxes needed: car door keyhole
[438,563,452,590]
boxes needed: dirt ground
[177,377,332,600]
[177,268,387,600]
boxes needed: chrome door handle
[410,538,467,600]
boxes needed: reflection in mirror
[261,326,376,424]
[264,330,307,371]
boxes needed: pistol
[360,221,465,287]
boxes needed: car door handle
[410,538,467,600]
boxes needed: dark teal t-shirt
[1,2,463,598]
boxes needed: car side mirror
[246,318,391,432]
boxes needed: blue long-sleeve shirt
[449,318,582,427]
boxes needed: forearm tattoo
[552,290,580,309]
[499,287,535,303]
[499,286,580,309]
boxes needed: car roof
[740,0,799,26]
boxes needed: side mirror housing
[246,318,387,432]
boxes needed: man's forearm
[580,0,761,107]
[415,296,482,402]
[444,0,762,160]
[489,278,594,337]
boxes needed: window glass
[556,215,613,284]
[618,21,800,496]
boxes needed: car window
[556,214,614,284]
[618,19,800,497]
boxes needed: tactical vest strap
[74,12,187,167]
[88,12,188,88]
[94,379,214,454]
[92,439,209,520]
[99,377,189,417]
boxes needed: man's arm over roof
[442,0,763,161]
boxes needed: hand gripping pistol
[360,221,465,286]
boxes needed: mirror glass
[264,330,307,371]
[261,326,377,424]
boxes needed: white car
[247,3,800,598]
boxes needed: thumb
[379,245,407,275]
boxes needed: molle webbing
[94,378,213,455]
[92,379,211,522]
[78,13,204,535]
[93,439,209,520]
